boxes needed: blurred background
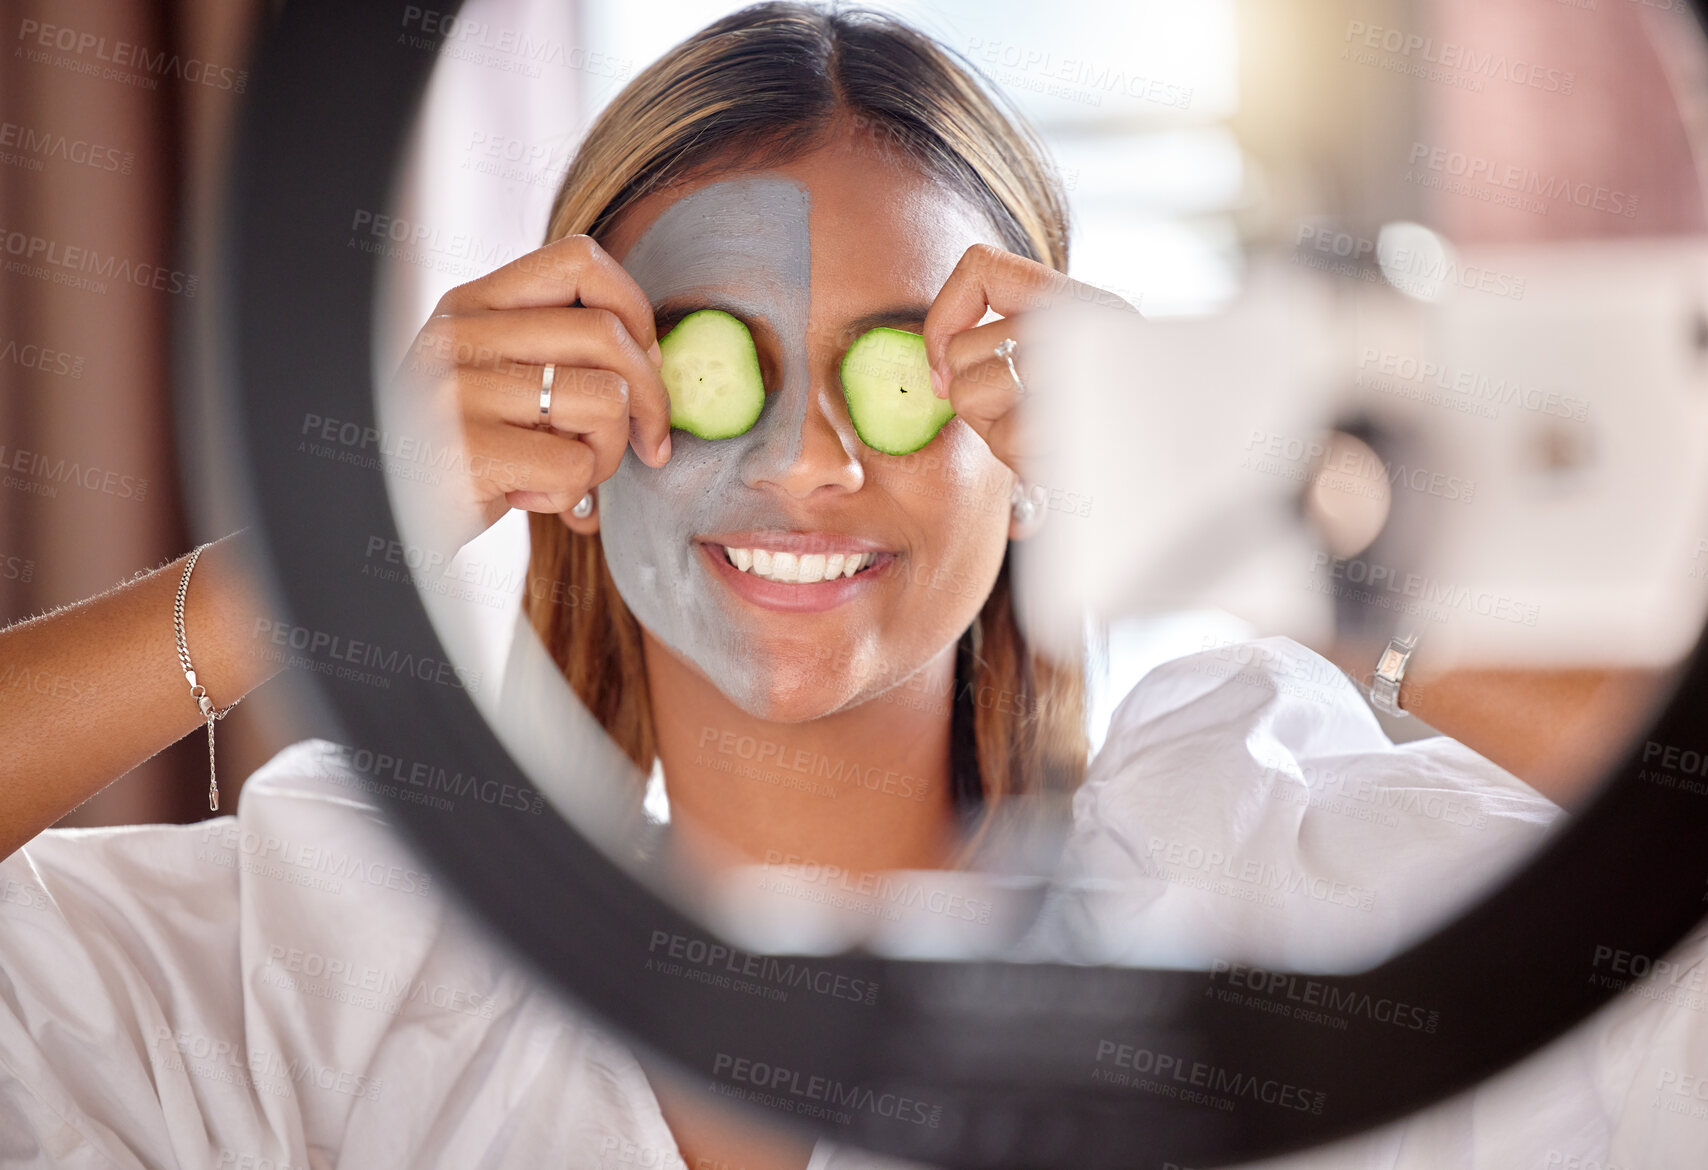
[4,0,1704,827]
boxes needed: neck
[642,632,962,876]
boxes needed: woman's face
[594,135,1016,721]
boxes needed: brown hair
[525,1,1087,863]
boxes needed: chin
[732,694,835,724]
[709,649,859,723]
[725,675,849,724]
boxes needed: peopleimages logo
[1357,347,1588,423]
[646,929,880,1006]
[1209,962,1441,1033]
[1408,143,1639,218]
[263,944,496,1020]
[0,442,148,500]
[199,821,433,897]
[1143,837,1376,911]
[315,742,545,815]
[711,1053,943,1128]
[1292,223,1527,301]
[1308,552,1541,627]
[0,226,198,296]
[1093,1041,1327,1114]
[1245,424,1481,504]
[16,19,249,92]
[251,618,482,695]
[151,1026,380,1101]
[698,726,931,801]
[0,120,133,174]
[1342,21,1575,93]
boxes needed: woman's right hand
[397,233,673,549]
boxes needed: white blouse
[2,634,1703,1169]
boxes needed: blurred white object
[1015,263,1340,657]
[1411,239,1708,666]
[1018,240,1708,669]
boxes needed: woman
[0,4,1694,1168]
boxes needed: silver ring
[993,337,1025,396]
[571,492,594,518]
[539,362,556,425]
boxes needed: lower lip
[699,543,893,613]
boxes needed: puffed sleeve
[0,738,441,1169]
[1034,634,1562,971]
[0,795,248,1167]
[0,739,709,1169]
[1024,633,1708,1170]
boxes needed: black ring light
[210,3,1708,1166]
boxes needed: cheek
[596,449,719,597]
[879,421,1013,592]
[931,420,1014,527]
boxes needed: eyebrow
[651,296,932,340]
[842,305,932,337]
[652,294,751,331]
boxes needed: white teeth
[719,546,880,584]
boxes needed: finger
[465,422,599,514]
[456,365,630,488]
[545,374,631,488]
[945,358,1027,436]
[923,244,1071,389]
[426,305,672,466]
[458,360,630,432]
[943,319,1027,383]
[436,235,662,362]
[945,364,1035,482]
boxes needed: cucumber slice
[840,327,955,455]
[658,309,765,440]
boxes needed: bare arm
[2,235,676,862]
[0,530,282,859]
[1331,638,1681,808]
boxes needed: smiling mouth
[709,543,892,585]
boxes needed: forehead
[602,139,1004,312]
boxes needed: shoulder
[0,737,674,1165]
[1049,635,1560,968]
[4,739,373,925]
[1590,916,1708,1163]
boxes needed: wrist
[180,532,284,703]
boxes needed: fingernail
[647,341,663,367]
[930,366,945,397]
[656,434,671,464]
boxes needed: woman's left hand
[923,242,1134,483]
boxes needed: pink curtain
[0,0,583,825]
[0,0,272,825]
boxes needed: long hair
[525,1,1087,863]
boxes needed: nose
[740,376,865,500]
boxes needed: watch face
[1377,647,1409,679]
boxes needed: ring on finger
[993,337,1025,396]
[538,362,556,427]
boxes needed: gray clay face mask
[596,175,817,711]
